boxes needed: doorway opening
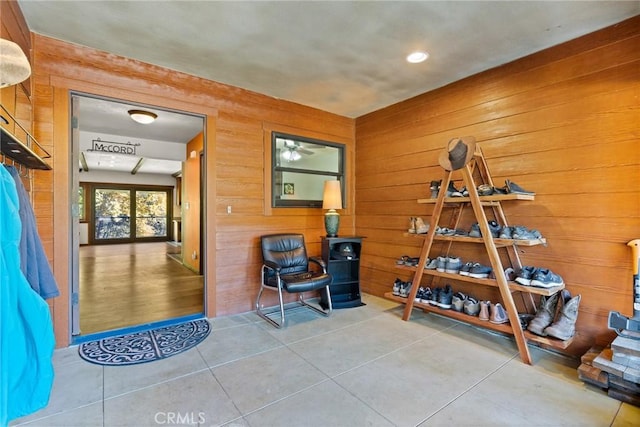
[70,93,206,339]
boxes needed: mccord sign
[91,139,140,155]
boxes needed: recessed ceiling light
[128,109,157,124]
[406,51,429,64]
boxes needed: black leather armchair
[256,233,333,328]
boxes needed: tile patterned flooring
[11,294,640,427]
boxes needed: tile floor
[11,294,640,427]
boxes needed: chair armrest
[263,260,282,272]
[262,261,282,287]
[309,256,327,273]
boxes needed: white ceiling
[75,95,203,175]
[76,95,204,144]
[19,1,638,119]
[16,1,639,175]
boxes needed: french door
[91,185,172,243]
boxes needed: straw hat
[438,136,476,171]
[0,38,31,88]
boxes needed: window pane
[272,132,345,208]
[277,172,336,201]
[135,190,167,238]
[94,189,131,239]
[274,137,341,172]
[78,186,85,221]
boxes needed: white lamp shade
[0,38,31,88]
[322,180,342,210]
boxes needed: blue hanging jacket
[0,166,55,426]
[5,166,59,299]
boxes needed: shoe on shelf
[512,226,543,241]
[530,268,564,288]
[463,297,481,316]
[505,179,535,195]
[437,284,453,309]
[420,287,433,304]
[454,229,468,236]
[477,184,493,196]
[459,261,474,276]
[392,278,403,295]
[469,263,492,279]
[515,266,538,286]
[425,258,438,270]
[488,220,501,238]
[445,256,463,274]
[429,287,442,306]
[430,180,442,199]
[499,226,514,239]
[527,292,560,336]
[399,281,413,298]
[415,287,428,303]
[404,257,419,267]
[461,187,469,197]
[452,292,468,312]
[518,313,535,329]
[544,291,581,340]
[414,217,429,234]
[447,181,463,197]
[396,255,409,265]
[493,185,509,195]
[408,217,416,233]
[436,256,447,272]
[490,303,509,324]
[469,222,482,238]
[479,301,490,321]
[503,267,517,282]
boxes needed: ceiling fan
[282,138,323,161]
[283,139,316,155]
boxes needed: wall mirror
[272,132,344,208]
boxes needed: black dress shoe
[505,179,535,195]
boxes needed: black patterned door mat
[78,319,210,366]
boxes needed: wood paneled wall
[355,16,640,356]
[5,1,636,355]
[24,34,354,346]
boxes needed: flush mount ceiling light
[128,109,157,124]
[406,51,429,64]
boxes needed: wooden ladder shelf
[389,146,571,365]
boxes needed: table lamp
[322,180,342,237]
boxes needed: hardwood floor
[79,242,204,335]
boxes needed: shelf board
[394,265,564,296]
[385,292,513,334]
[385,292,574,350]
[1,125,52,170]
[417,193,534,205]
[524,331,574,350]
[405,233,546,247]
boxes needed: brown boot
[544,293,581,340]
[408,217,416,233]
[414,217,429,234]
[527,292,560,336]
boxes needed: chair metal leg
[255,284,287,328]
[298,286,333,317]
[256,284,333,329]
